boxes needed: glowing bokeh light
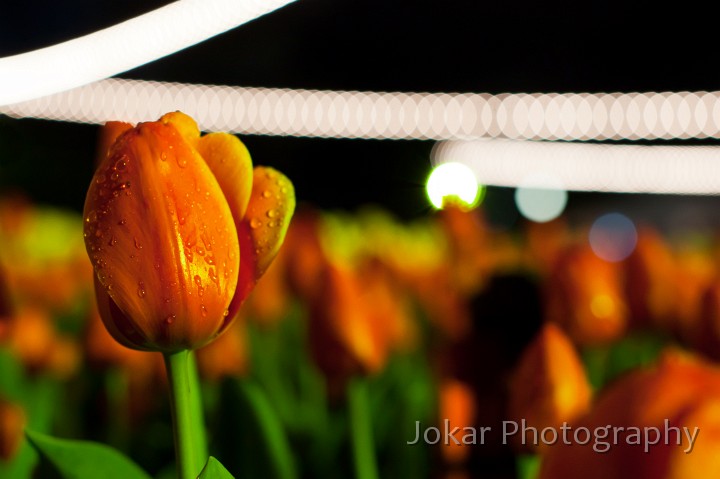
[426,162,483,210]
[514,174,568,222]
[589,213,638,262]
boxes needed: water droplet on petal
[266,209,278,219]
[115,158,127,171]
[250,218,262,229]
[134,237,143,249]
[118,218,127,226]
[108,236,117,246]
[137,281,146,298]
[262,190,271,198]
[201,304,208,317]
[165,315,176,325]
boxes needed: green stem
[187,351,208,461]
[164,350,204,479]
[348,377,379,479]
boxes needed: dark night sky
[1,0,720,224]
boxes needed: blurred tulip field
[3,163,720,478]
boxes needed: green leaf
[26,430,152,479]
[198,457,235,479]
[0,347,25,400]
[517,454,541,479]
[216,379,297,479]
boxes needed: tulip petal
[159,111,201,147]
[228,167,295,318]
[95,122,132,166]
[84,119,240,351]
[93,276,153,351]
[196,132,253,221]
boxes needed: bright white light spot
[515,186,567,222]
[426,162,482,209]
[589,213,637,262]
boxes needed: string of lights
[3,78,720,142]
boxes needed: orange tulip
[545,243,628,345]
[670,247,714,344]
[624,228,677,330]
[508,323,592,452]
[538,350,720,479]
[0,196,93,315]
[309,264,388,387]
[439,379,476,465]
[83,112,294,352]
[0,399,25,461]
[1,306,80,378]
[436,205,490,295]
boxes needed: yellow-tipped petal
[231,167,295,312]
[197,132,253,222]
[159,111,201,147]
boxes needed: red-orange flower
[508,323,592,452]
[0,399,25,461]
[545,243,628,345]
[439,379,476,465]
[539,350,720,479]
[83,112,294,352]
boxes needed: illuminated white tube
[432,139,720,195]
[3,78,720,142]
[0,0,296,106]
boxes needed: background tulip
[539,350,720,479]
[508,323,592,452]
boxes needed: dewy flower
[83,112,294,352]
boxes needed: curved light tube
[432,139,720,195]
[0,0,296,106]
